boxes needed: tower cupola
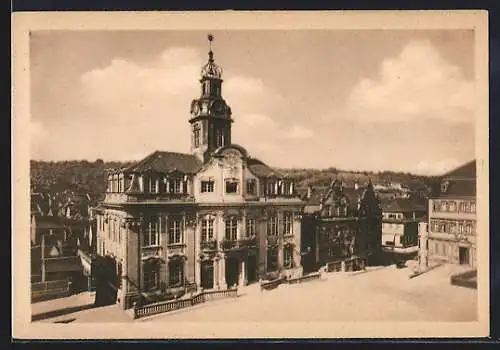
[189,34,233,162]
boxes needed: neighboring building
[94,36,305,309]
[302,179,382,272]
[418,220,429,269]
[380,198,427,257]
[424,160,476,268]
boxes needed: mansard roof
[125,151,203,174]
[434,160,476,199]
[380,198,427,213]
[442,160,476,179]
[436,179,476,198]
[246,157,284,178]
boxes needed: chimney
[307,185,313,199]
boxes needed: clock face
[193,103,200,115]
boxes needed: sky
[30,30,476,175]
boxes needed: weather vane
[208,33,214,50]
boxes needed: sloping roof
[380,198,427,213]
[44,256,82,273]
[437,179,476,198]
[343,187,366,208]
[443,160,476,179]
[247,157,283,178]
[33,216,66,229]
[125,151,203,174]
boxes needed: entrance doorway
[200,260,214,290]
[246,255,257,283]
[225,257,239,288]
[94,256,118,306]
[459,247,470,265]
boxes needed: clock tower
[189,34,233,163]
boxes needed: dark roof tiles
[380,198,427,213]
[443,160,476,179]
[126,151,203,174]
[247,157,284,178]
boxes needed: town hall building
[93,35,305,309]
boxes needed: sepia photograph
[12,10,489,339]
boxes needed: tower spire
[208,33,214,63]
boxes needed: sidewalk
[32,292,95,321]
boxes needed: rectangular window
[144,216,159,246]
[246,179,256,195]
[449,201,457,212]
[169,179,182,194]
[201,219,215,241]
[328,247,335,257]
[470,201,476,213]
[201,180,215,193]
[143,263,159,291]
[149,177,157,193]
[266,181,276,195]
[225,179,239,194]
[283,246,293,268]
[466,223,472,234]
[168,218,183,245]
[267,247,278,272]
[225,217,238,241]
[168,260,184,287]
[283,212,293,236]
[193,125,200,148]
[246,218,256,237]
[159,177,167,193]
[267,216,278,236]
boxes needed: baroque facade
[94,37,304,309]
[302,179,382,272]
[419,160,477,269]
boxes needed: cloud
[339,40,475,124]
[283,124,314,139]
[78,47,286,161]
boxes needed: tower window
[193,125,200,148]
[216,130,224,147]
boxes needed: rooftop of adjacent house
[442,160,476,179]
[32,215,67,229]
[435,179,476,198]
[380,198,427,213]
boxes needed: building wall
[426,198,476,268]
[96,201,303,309]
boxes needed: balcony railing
[200,240,217,251]
[267,235,279,246]
[105,192,193,203]
[220,236,257,251]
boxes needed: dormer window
[441,181,450,193]
[246,179,256,195]
[169,178,182,194]
[149,177,157,193]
